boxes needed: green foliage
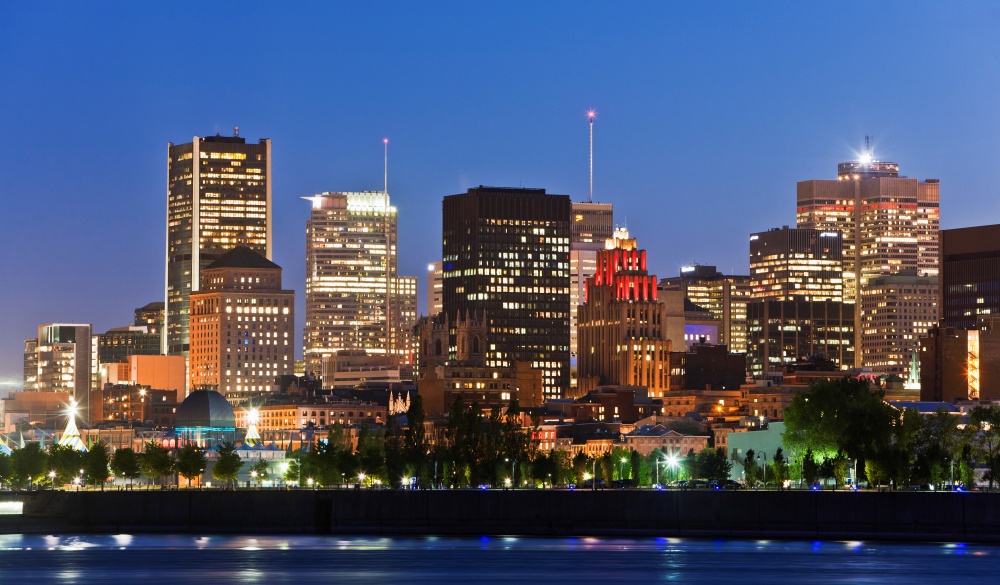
[12,443,48,486]
[83,441,111,488]
[175,444,208,487]
[212,441,243,487]
[139,441,174,485]
[802,449,819,486]
[0,453,11,486]
[249,458,270,483]
[969,405,1000,489]
[689,447,731,482]
[742,449,759,486]
[48,444,85,485]
[110,448,142,485]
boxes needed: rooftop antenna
[383,137,389,195]
[862,134,874,164]
[587,110,596,202]
[382,137,393,361]
[234,126,239,138]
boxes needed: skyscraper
[570,202,613,363]
[427,261,443,316]
[796,149,940,301]
[749,226,844,302]
[796,145,940,370]
[577,228,675,398]
[33,324,93,418]
[939,224,1000,329]
[303,191,416,376]
[860,270,937,378]
[442,186,571,399]
[189,247,294,401]
[165,130,271,360]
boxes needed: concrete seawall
[19,489,1000,542]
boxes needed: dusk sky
[2,2,999,392]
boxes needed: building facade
[660,265,752,353]
[188,247,295,402]
[303,191,417,375]
[860,271,938,379]
[135,301,164,338]
[749,226,844,302]
[165,131,272,360]
[570,202,614,363]
[33,324,93,419]
[442,186,571,399]
[940,224,1000,329]
[746,300,855,377]
[426,261,443,317]
[920,319,1000,403]
[577,229,676,398]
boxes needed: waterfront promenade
[14,488,1000,542]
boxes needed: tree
[692,448,731,482]
[771,448,789,487]
[0,453,11,488]
[970,405,1000,489]
[802,448,819,487]
[140,441,175,486]
[742,449,759,486]
[249,458,269,485]
[84,441,111,490]
[11,443,48,487]
[110,447,141,487]
[175,444,208,487]
[48,444,85,486]
[212,441,243,488]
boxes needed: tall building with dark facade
[442,187,571,399]
[165,131,271,361]
[134,302,165,338]
[749,226,844,302]
[940,224,1000,329]
[746,300,855,377]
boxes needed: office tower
[659,265,752,353]
[577,228,676,398]
[303,191,417,376]
[570,202,613,363]
[860,270,938,379]
[749,226,844,302]
[188,247,294,401]
[796,150,940,301]
[940,224,1000,329]
[427,261,443,316]
[34,324,93,418]
[442,186,571,399]
[135,302,165,338]
[746,301,855,377]
[23,339,37,391]
[920,317,1000,402]
[165,130,272,359]
[95,326,161,366]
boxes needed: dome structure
[175,390,236,447]
[176,390,236,428]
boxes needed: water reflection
[0,535,995,584]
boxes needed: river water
[0,534,996,584]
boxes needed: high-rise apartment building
[570,202,613,362]
[577,228,675,398]
[427,261,443,316]
[860,270,938,379]
[796,153,940,302]
[659,265,752,353]
[940,224,1000,329]
[442,186,571,399]
[165,130,271,359]
[23,339,37,391]
[189,247,294,401]
[749,226,844,302]
[33,324,93,419]
[303,191,417,376]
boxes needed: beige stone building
[189,247,294,402]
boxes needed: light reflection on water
[0,534,996,584]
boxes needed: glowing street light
[358,472,366,487]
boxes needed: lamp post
[251,470,258,489]
[592,459,597,491]
[358,472,366,489]
[757,452,767,489]
[505,457,515,488]
[667,455,679,486]
[48,470,56,489]
[619,457,628,487]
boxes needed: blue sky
[2,1,999,391]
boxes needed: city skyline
[4,3,1000,390]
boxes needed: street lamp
[619,457,628,487]
[667,455,679,486]
[307,477,314,489]
[48,470,56,489]
[251,470,258,488]
[505,457,515,487]
[757,452,767,489]
[358,472,366,488]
